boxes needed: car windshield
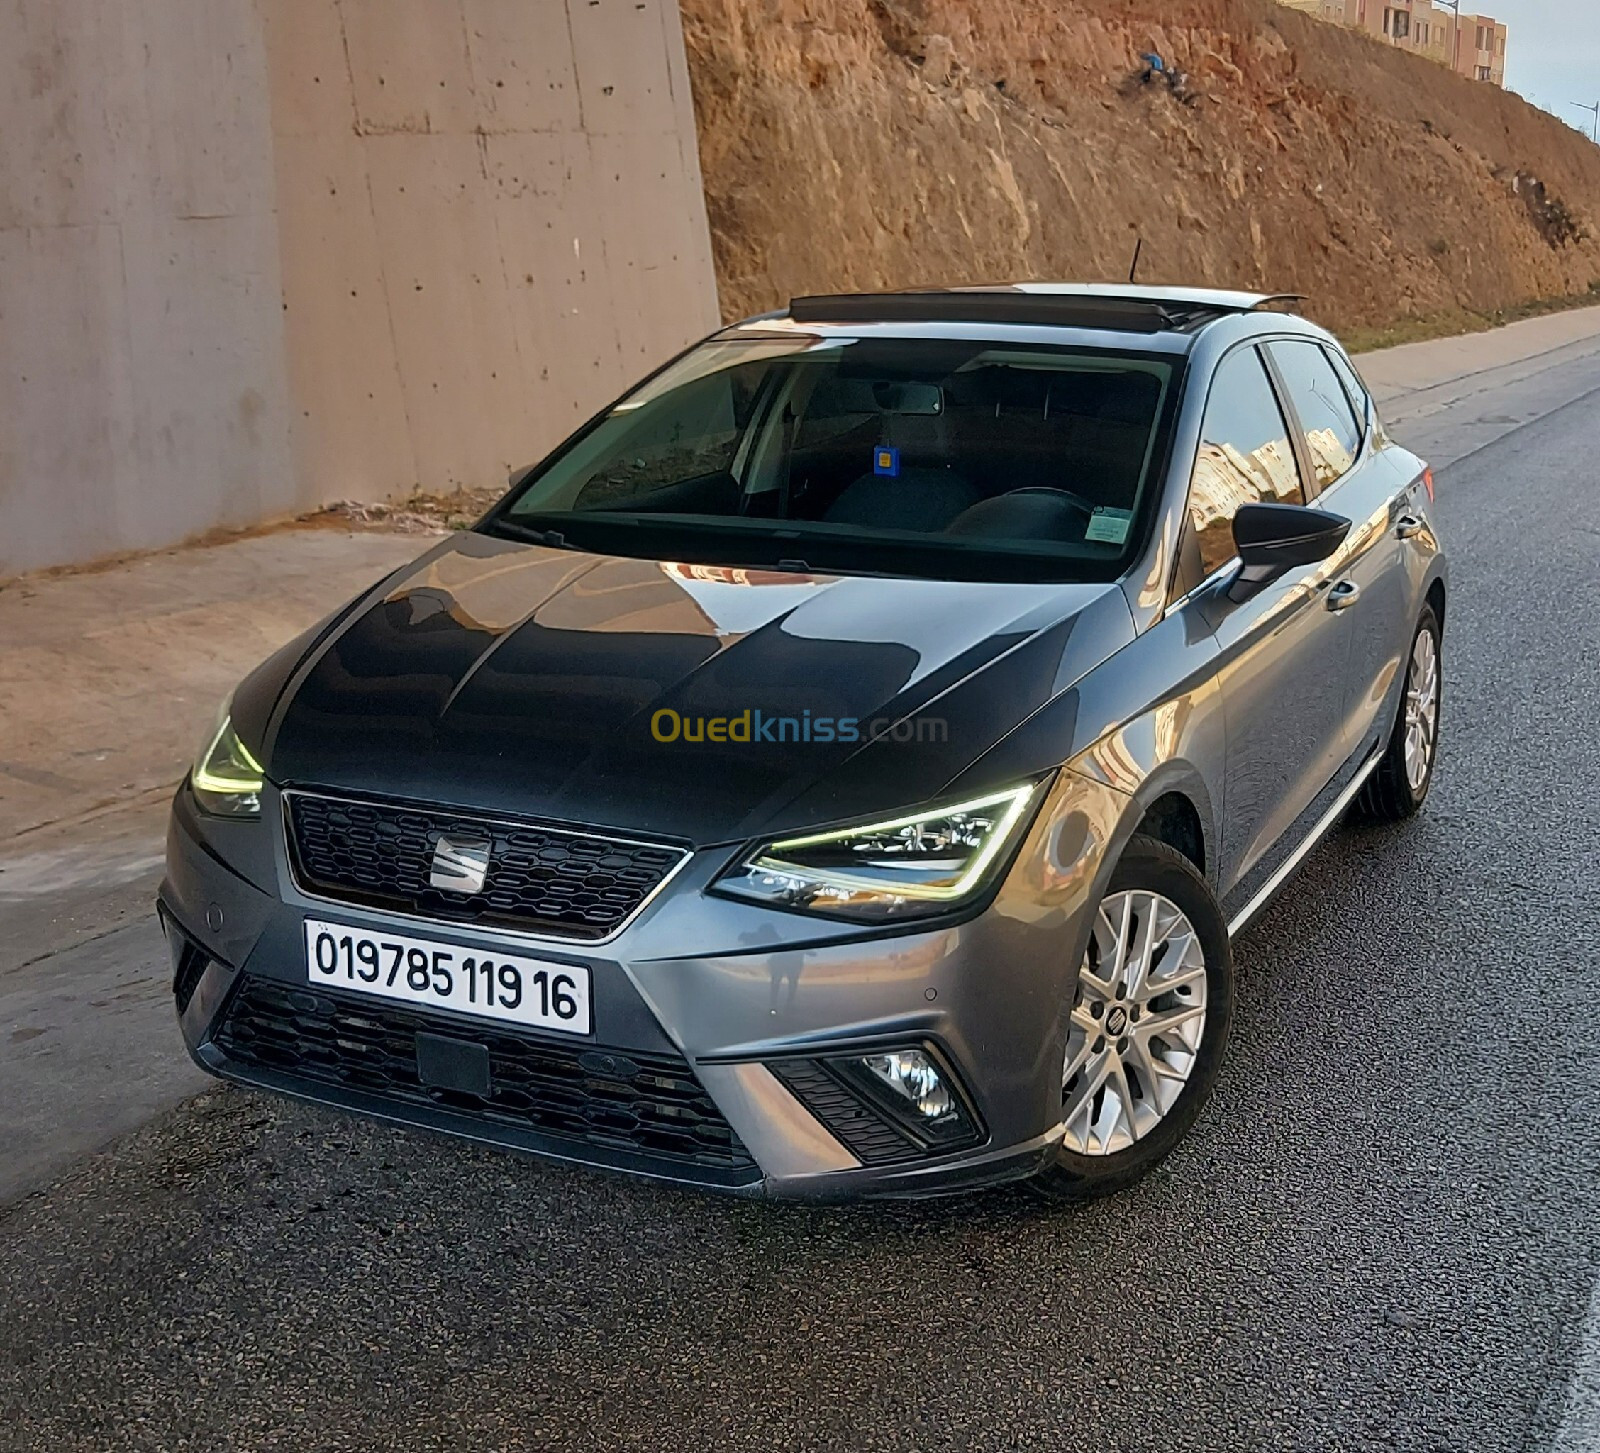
[488,333,1181,582]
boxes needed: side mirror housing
[1228,502,1350,600]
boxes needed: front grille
[286,793,687,941]
[215,978,754,1172]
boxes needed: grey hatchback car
[162,284,1445,1201]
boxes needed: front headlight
[711,782,1043,921]
[190,706,264,817]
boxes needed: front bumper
[161,770,1130,1200]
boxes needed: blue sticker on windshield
[873,447,900,477]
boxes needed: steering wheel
[1001,487,1101,526]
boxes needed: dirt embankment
[680,0,1600,336]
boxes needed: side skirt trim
[1226,750,1381,939]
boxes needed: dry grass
[1342,283,1600,353]
[305,488,503,534]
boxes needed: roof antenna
[1128,236,1144,284]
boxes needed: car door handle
[1394,514,1425,539]
[1326,580,1361,612]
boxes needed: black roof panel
[788,291,1172,333]
[786,286,1303,335]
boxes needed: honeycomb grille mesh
[216,978,753,1171]
[287,793,686,940]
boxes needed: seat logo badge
[429,835,491,894]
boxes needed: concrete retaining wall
[0,0,297,577]
[0,0,720,578]
[265,0,721,503]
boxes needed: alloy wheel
[1062,890,1208,1156]
[1404,627,1439,793]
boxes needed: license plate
[303,918,591,1035]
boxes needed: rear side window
[1323,345,1372,433]
[1267,340,1362,490]
[1186,346,1306,576]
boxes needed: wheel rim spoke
[1125,894,1161,998]
[1403,629,1439,792]
[1122,1032,1186,1117]
[1063,1057,1118,1152]
[1138,1002,1205,1043]
[1061,888,1209,1157]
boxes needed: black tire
[1358,605,1442,823]
[1029,834,1234,1203]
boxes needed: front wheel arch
[1030,832,1235,1202]
[1133,790,1206,879]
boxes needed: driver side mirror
[1228,502,1350,601]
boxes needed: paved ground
[1362,302,1600,470]
[2,311,1600,1450]
[0,528,432,1198]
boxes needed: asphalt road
[3,334,1599,1451]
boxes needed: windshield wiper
[490,520,578,550]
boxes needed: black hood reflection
[264,534,1132,844]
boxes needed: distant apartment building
[1277,0,1349,18]
[1277,0,1508,85]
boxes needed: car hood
[259,533,1134,845]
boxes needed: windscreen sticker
[1084,507,1133,545]
[872,446,901,477]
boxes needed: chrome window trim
[279,788,696,949]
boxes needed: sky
[1497,0,1600,140]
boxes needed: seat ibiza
[163,285,1445,1200]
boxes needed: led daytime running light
[193,718,264,797]
[750,784,1037,903]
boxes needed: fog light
[860,1049,955,1120]
[768,1044,983,1160]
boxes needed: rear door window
[1266,340,1363,491]
[1323,345,1372,436]
[1186,346,1307,577]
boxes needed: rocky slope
[680,0,1600,334]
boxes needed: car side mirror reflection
[1227,502,1351,601]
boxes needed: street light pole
[1573,100,1600,145]
[1433,0,1461,75]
